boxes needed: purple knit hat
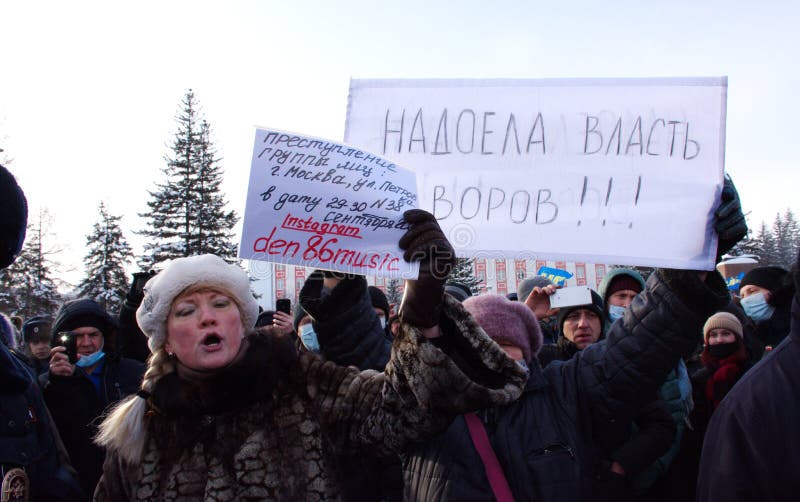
[463,294,543,363]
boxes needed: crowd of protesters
[2,160,799,501]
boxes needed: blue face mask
[379,317,386,330]
[299,324,320,353]
[741,292,775,323]
[76,350,105,368]
[608,305,626,323]
[516,359,529,374]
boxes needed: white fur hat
[136,254,259,352]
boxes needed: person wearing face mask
[696,252,800,500]
[693,312,751,418]
[667,311,751,500]
[297,271,391,370]
[369,285,393,339]
[43,298,145,499]
[293,309,320,354]
[598,268,646,325]
[298,273,402,502]
[738,265,794,352]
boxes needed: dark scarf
[556,335,580,360]
[148,330,299,472]
[700,341,749,411]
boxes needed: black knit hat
[0,164,28,270]
[739,266,787,294]
[293,305,309,332]
[368,286,391,319]
[255,310,275,328]
[444,282,472,303]
[556,290,606,335]
[52,298,116,337]
[22,315,52,343]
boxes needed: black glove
[126,270,156,307]
[714,174,747,260]
[398,209,457,328]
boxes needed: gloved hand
[714,174,747,260]
[398,209,457,328]
[126,270,156,308]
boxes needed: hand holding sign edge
[398,209,457,333]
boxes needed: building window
[495,260,506,282]
[575,263,586,286]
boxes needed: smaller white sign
[239,128,420,278]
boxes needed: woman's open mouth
[201,333,223,349]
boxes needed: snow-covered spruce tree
[2,211,62,318]
[192,119,238,259]
[0,266,16,314]
[139,90,238,268]
[77,202,134,312]
[773,209,800,269]
[448,258,482,294]
[384,278,403,306]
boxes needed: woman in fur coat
[92,210,526,501]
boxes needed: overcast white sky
[1,0,797,288]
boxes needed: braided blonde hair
[95,348,175,464]
[97,283,248,464]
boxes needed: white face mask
[299,324,320,353]
[608,304,626,323]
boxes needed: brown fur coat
[94,297,525,501]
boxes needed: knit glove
[714,174,747,260]
[398,209,457,329]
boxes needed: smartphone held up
[55,331,79,364]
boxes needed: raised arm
[300,270,391,371]
[298,294,526,456]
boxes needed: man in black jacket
[44,298,144,499]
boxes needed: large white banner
[239,129,419,278]
[345,78,728,270]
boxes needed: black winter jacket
[300,271,391,371]
[697,266,800,501]
[538,334,674,500]
[300,272,402,501]
[320,269,729,501]
[0,344,84,501]
[43,353,144,499]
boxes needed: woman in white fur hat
[93,210,525,501]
